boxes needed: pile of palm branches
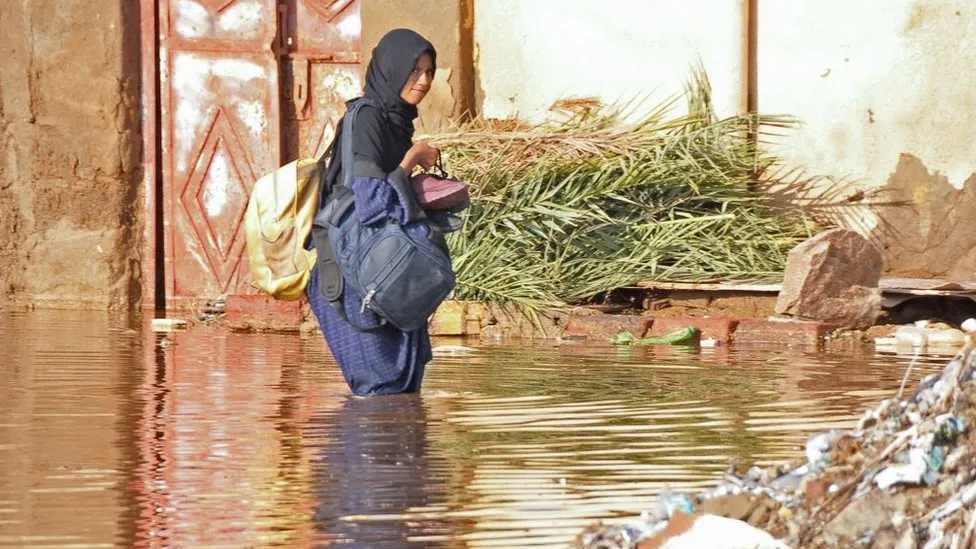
[424,70,819,310]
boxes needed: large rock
[821,491,909,544]
[775,229,884,329]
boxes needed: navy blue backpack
[311,98,457,332]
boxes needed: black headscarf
[363,28,437,144]
[319,29,437,197]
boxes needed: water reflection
[132,324,324,548]
[0,311,952,548]
[311,394,452,547]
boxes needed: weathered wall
[474,0,749,122]
[472,0,976,279]
[760,0,976,193]
[5,0,974,313]
[0,0,143,309]
[759,0,976,278]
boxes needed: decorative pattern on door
[157,0,360,308]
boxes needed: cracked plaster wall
[758,0,976,278]
[476,0,976,279]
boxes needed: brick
[734,318,839,346]
[564,314,650,342]
[478,303,562,339]
[648,316,739,343]
[429,301,487,336]
[465,302,486,337]
[429,301,466,336]
[464,318,481,335]
[224,295,302,324]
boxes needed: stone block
[564,314,650,342]
[734,319,839,346]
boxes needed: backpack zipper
[360,289,376,313]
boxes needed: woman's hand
[401,141,438,173]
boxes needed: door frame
[137,0,350,322]
[140,0,161,311]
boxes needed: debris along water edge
[610,327,701,346]
[573,342,976,549]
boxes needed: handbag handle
[424,150,449,179]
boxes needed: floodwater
[0,310,952,548]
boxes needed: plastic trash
[962,318,976,333]
[935,416,967,444]
[151,318,188,332]
[745,466,765,482]
[653,514,791,549]
[895,325,967,348]
[805,431,836,468]
[923,447,946,486]
[875,448,928,489]
[575,345,976,549]
[927,328,967,347]
[895,325,929,347]
[610,327,700,346]
[659,490,696,516]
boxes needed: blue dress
[306,173,433,395]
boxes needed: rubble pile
[574,345,976,549]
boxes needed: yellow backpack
[244,158,324,301]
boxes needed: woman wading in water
[306,29,446,395]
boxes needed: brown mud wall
[0,0,143,310]
[872,154,976,279]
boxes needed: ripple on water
[0,311,949,548]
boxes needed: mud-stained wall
[0,0,143,309]
[760,0,976,193]
[474,0,749,122]
[5,0,975,313]
[759,0,976,278]
[474,0,976,279]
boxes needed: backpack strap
[339,97,381,187]
[315,97,388,333]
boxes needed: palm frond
[422,68,826,312]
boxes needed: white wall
[475,0,748,122]
[476,0,976,191]
[759,0,976,192]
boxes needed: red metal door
[156,0,361,310]
[279,0,362,162]
[159,0,283,310]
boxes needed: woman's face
[400,53,434,106]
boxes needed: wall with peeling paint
[0,0,143,309]
[5,0,975,310]
[760,0,976,193]
[474,0,749,122]
[759,0,976,277]
[474,0,976,278]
